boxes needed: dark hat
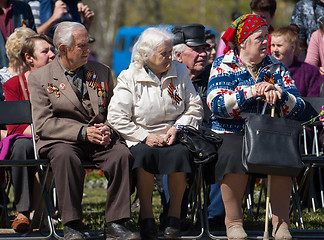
[172,24,209,47]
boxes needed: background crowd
[0,0,323,240]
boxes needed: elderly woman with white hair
[108,27,203,239]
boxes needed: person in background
[28,22,139,240]
[207,14,305,240]
[305,16,324,76]
[0,27,35,140]
[216,11,242,59]
[161,24,210,229]
[203,28,226,230]
[0,27,36,100]
[250,0,276,54]
[108,27,203,239]
[205,30,217,66]
[2,33,55,233]
[290,0,324,59]
[25,0,94,39]
[271,26,324,97]
[0,0,36,69]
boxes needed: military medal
[54,91,60,98]
[86,70,93,81]
[86,71,97,89]
[60,83,66,90]
[91,74,97,89]
[47,86,54,94]
[52,85,59,91]
[47,83,54,94]
[86,70,109,112]
[167,82,182,105]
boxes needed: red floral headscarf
[222,14,267,51]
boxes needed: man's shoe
[63,225,85,240]
[105,222,141,240]
[164,216,180,239]
[140,218,158,240]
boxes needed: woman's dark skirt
[130,142,193,174]
[204,133,246,184]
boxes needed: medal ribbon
[167,82,182,105]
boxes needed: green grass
[2,170,324,233]
[80,172,324,232]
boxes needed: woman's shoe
[272,226,292,240]
[140,218,158,240]
[226,225,247,240]
[12,212,30,233]
[164,216,180,239]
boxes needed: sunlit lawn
[80,171,324,232]
[3,170,324,234]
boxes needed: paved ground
[0,229,323,239]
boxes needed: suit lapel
[84,64,99,116]
[51,58,89,116]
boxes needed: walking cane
[263,104,275,240]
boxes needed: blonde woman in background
[0,27,36,140]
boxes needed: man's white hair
[172,43,186,60]
[53,21,86,50]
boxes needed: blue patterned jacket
[207,50,305,133]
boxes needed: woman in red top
[3,34,55,232]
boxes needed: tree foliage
[84,0,298,69]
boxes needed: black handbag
[177,125,222,164]
[242,110,304,177]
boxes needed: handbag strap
[18,74,29,100]
[259,100,278,117]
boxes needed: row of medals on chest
[46,81,105,98]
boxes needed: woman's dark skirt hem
[130,142,193,175]
[204,133,246,184]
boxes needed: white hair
[172,43,186,60]
[132,27,173,69]
[53,21,86,50]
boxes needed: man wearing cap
[172,23,211,122]
[171,23,226,231]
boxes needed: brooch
[167,82,182,105]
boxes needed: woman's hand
[264,89,281,105]
[145,133,165,147]
[254,82,276,96]
[164,127,178,146]
[252,82,282,105]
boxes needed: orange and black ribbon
[263,74,275,84]
[167,82,182,105]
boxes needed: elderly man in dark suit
[28,21,139,240]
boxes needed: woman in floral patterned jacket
[206,14,305,240]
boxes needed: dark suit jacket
[0,0,36,69]
[28,57,114,152]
